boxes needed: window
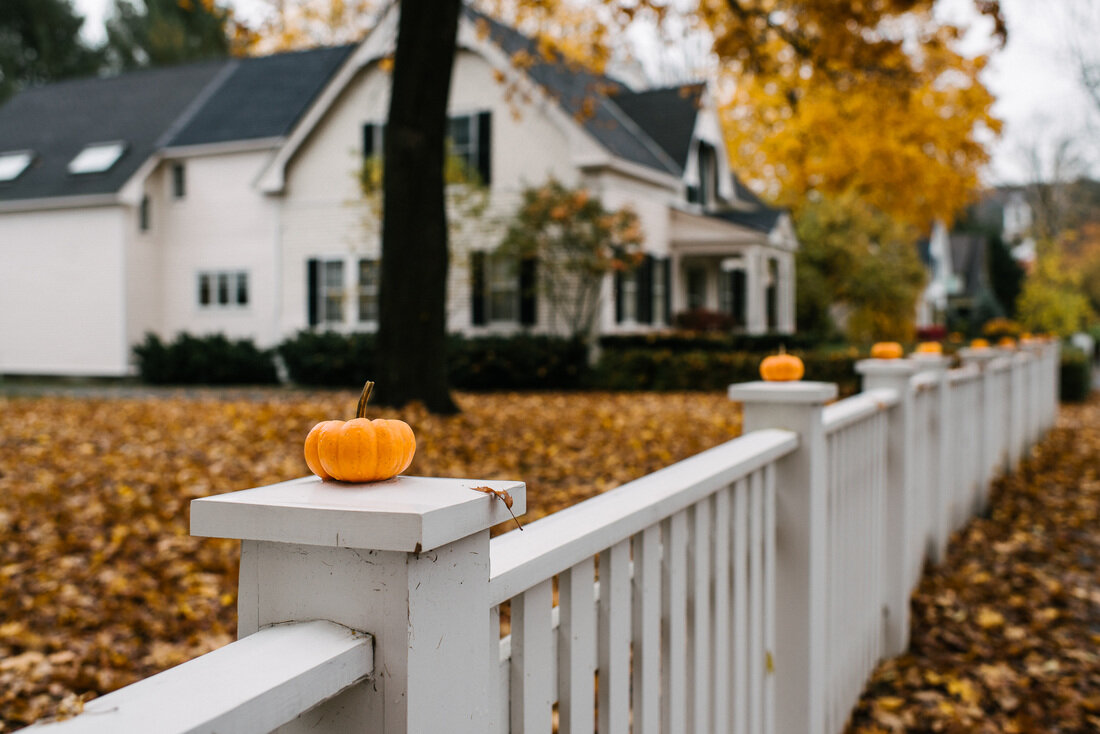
[68,142,126,174]
[652,259,667,325]
[766,258,779,330]
[198,271,248,308]
[172,163,186,198]
[720,268,747,327]
[686,267,707,310]
[447,112,491,184]
[487,253,517,322]
[322,260,344,323]
[0,150,33,182]
[358,259,379,323]
[139,196,151,231]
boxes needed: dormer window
[0,150,34,182]
[68,142,126,174]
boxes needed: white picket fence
[36,341,1060,734]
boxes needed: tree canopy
[0,0,104,102]
[104,0,234,69]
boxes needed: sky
[71,0,1097,186]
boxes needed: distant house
[916,218,1004,330]
[0,8,797,377]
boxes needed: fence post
[958,347,1000,511]
[854,358,918,657]
[728,380,837,734]
[190,475,526,734]
[1004,348,1026,468]
[910,353,951,563]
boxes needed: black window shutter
[477,111,492,185]
[362,123,375,158]
[471,251,487,326]
[519,256,537,326]
[614,270,624,323]
[637,255,654,324]
[307,258,320,327]
[663,257,672,325]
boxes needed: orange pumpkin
[998,337,1016,348]
[304,381,416,483]
[971,338,990,349]
[760,347,804,382]
[870,341,904,360]
[915,341,943,355]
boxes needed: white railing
[35,340,1061,734]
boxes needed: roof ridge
[156,59,240,149]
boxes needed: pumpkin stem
[355,381,375,419]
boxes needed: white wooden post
[1005,349,1026,469]
[958,347,999,513]
[191,475,525,734]
[728,381,837,734]
[910,354,951,563]
[855,358,918,657]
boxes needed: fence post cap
[957,347,1000,363]
[910,353,950,369]
[190,475,525,553]
[728,380,837,404]
[855,358,920,376]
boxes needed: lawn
[0,388,742,730]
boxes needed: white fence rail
[35,341,1061,734]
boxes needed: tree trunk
[375,0,461,413]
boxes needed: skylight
[0,151,33,182]
[68,142,127,175]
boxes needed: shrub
[278,331,588,390]
[673,309,739,332]
[589,347,861,394]
[278,330,376,387]
[599,331,837,354]
[449,335,587,390]
[1060,346,1092,403]
[133,333,278,385]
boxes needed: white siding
[0,206,130,375]
[278,50,583,338]
[154,150,281,346]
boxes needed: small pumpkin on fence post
[304,381,416,483]
[971,338,990,349]
[915,341,943,355]
[870,341,904,360]
[759,345,805,382]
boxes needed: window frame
[197,270,249,310]
[357,258,380,324]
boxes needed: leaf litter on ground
[0,389,740,729]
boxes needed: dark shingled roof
[0,61,225,202]
[469,9,682,177]
[0,45,354,202]
[611,83,704,170]
[709,177,784,233]
[167,45,355,147]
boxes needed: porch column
[744,248,766,334]
[669,251,684,318]
[780,253,796,334]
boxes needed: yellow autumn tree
[708,1,1003,228]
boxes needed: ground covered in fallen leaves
[848,393,1100,734]
[0,388,740,730]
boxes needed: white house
[0,8,797,378]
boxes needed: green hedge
[1060,347,1093,403]
[278,330,377,387]
[278,331,588,390]
[598,332,840,354]
[133,333,279,385]
[590,347,862,394]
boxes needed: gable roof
[611,83,704,170]
[470,9,684,177]
[0,45,354,203]
[167,45,355,148]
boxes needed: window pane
[358,259,379,322]
[236,272,249,305]
[217,273,230,305]
[172,163,186,197]
[198,274,211,305]
[324,260,343,287]
[621,271,637,321]
[487,253,517,322]
[652,260,666,323]
[448,116,471,147]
